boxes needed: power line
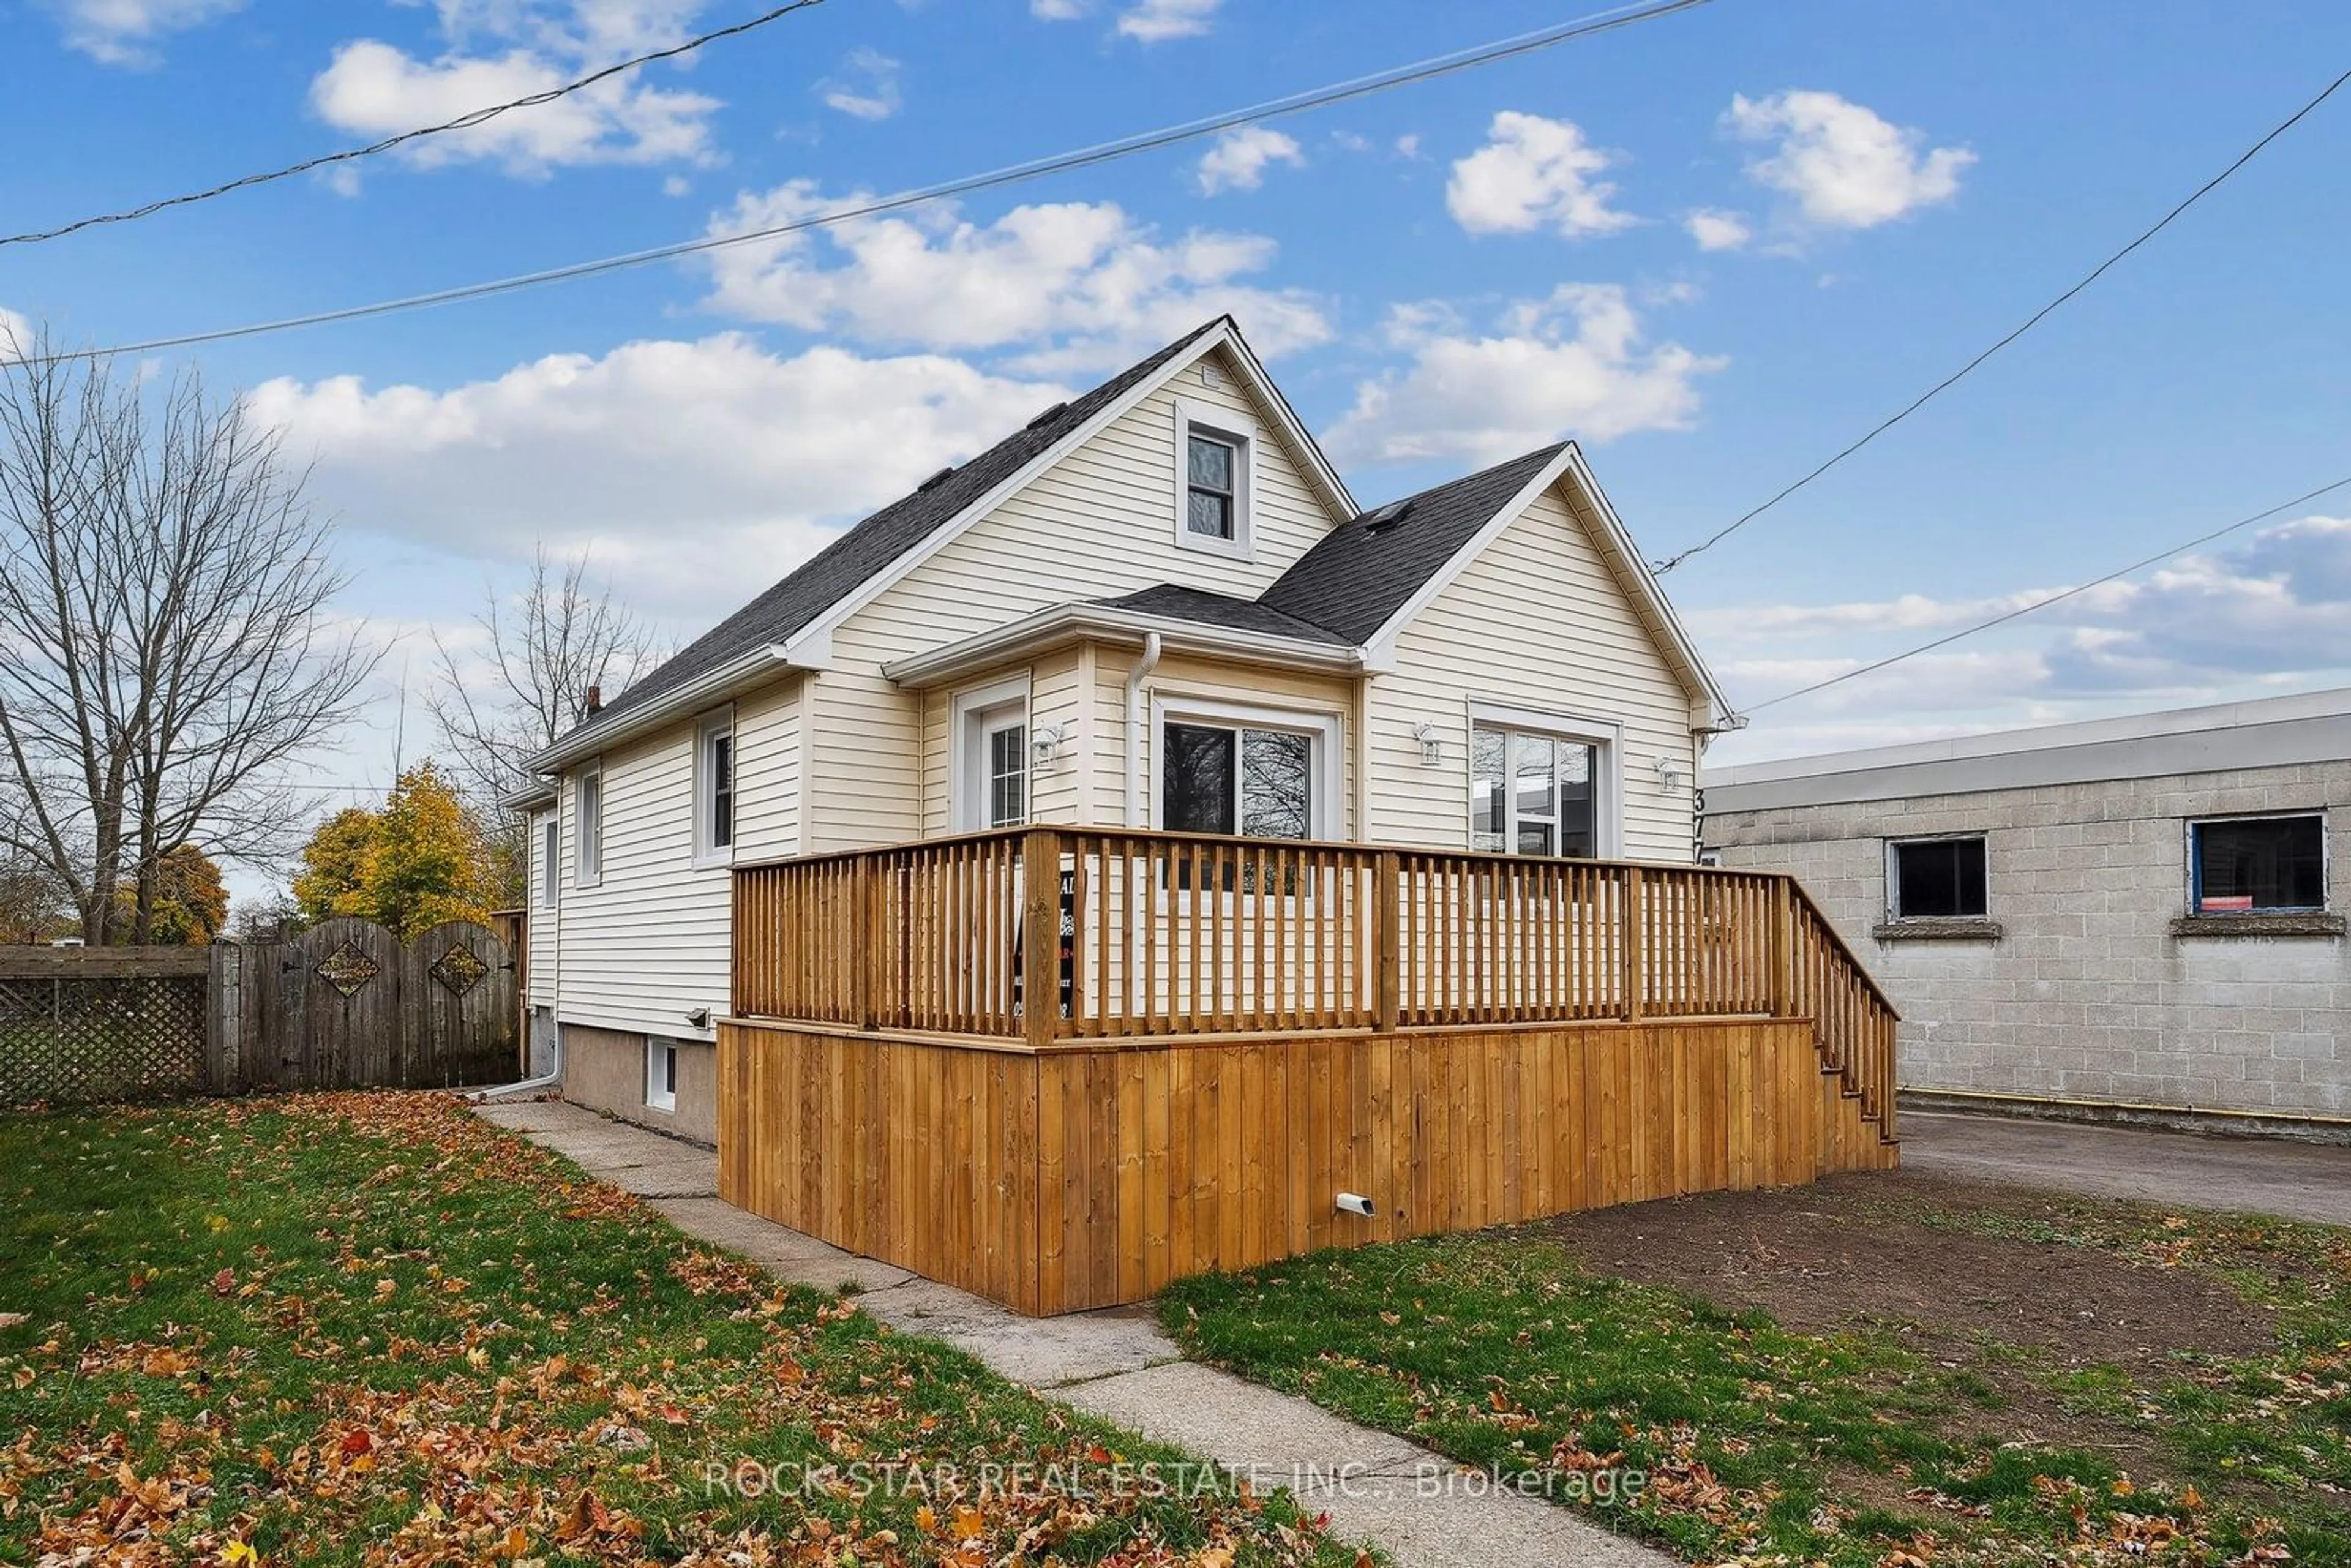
[0,0,1709,369]
[1653,62,2351,577]
[0,0,830,251]
[1743,470,2351,713]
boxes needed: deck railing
[733,825,1900,1139]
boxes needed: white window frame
[1172,397,1256,561]
[2185,812,2330,915]
[573,760,603,889]
[540,814,560,908]
[693,708,736,868]
[1150,694,1343,840]
[645,1038,678,1112]
[1464,702,1623,860]
[950,674,1032,831]
[1885,833,1990,921]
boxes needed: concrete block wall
[1706,762,2351,1119]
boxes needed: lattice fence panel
[0,974,209,1105]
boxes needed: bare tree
[424,546,656,814]
[0,321,376,944]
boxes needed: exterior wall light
[1655,754,1687,794]
[1032,725,1065,769]
[1412,723,1445,768]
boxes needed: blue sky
[7,0,2351,882]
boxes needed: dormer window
[1172,397,1254,560]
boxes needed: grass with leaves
[1161,1196,2351,1567]
[0,1093,1360,1567]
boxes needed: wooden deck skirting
[723,828,1899,1314]
[717,1013,1896,1316]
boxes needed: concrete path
[1900,1109,2351,1228]
[475,1098,1668,1568]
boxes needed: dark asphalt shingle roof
[560,317,1229,746]
[1092,583,1354,645]
[1256,444,1565,645]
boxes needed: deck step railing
[733,826,1900,1139]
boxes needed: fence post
[1374,850,1401,1034]
[1622,866,1646,1022]
[1769,875,1794,1019]
[1023,828,1062,1048]
[206,943,241,1090]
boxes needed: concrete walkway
[1900,1109,2351,1228]
[476,1098,1667,1568]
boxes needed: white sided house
[512,318,1736,1142]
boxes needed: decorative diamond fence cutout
[315,940,382,998]
[430,943,490,997]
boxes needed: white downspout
[1123,632,1163,828]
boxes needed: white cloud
[309,2,722,176]
[1697,516,2351,752]
[1325,284,1725,465]
[1683,207,1752,252]
[817,46,901,121]
[1445,112,1635,240]
[1194,127,1303,194]
[1393,133,1421,159]
[700,184,1330,373]
[46,0,242,67]
[1725,89,1974,230]
[247,334,1063,610]
[1029,0,1088,16]
[1117,0,1218,42]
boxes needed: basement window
[645,1040,678,1113]
[1888,836,1987,920]
[2191,816,2325,913]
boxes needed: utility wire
[1744,470,2351,713]
[0,0,1709,369]
[0,0,830,250]
[1653,62,2351,577]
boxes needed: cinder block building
[1703,688,2351,1135]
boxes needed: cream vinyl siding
[731,676,803,860]
[551,721,732,1037]
[1364,481,1701,862]
[1095,647,1357,838]
[808,345,1348,852]
[525,806,557,1009]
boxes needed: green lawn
[0,1093,1360,1567]
[1161,1185,2351,1567]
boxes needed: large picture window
[2191,816,2325,913]
[1889,837,1988,919]
[1471,724,1600,858]
[1162,720,1315,839]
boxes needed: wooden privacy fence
[0,918,519,1106]
[733,825,1901,1140]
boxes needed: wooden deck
[719,827,1899,1315]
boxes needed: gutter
[523,642,806,775]
[1124,631,1163,828]
[882,603,1363,689]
